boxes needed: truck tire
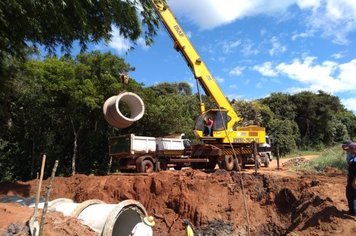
[263,158,269,167]
[174,165,182,170]
[140,160,154,173]
[206,160,217,170]
[223,155,234,171]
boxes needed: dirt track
[1,156,356,236]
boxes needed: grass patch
[284,149,320,159]
[294,145,347,173]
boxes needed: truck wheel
[263,158,269,167]
[206,160,217,170]
[140,160,154,173]
[174,165,182,170]
[223,155,234,171]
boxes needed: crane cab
[193,109,231,141]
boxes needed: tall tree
[232,100,263,126]
[260,92,296,120]
[3,51,136,179]
[0,0,161,62]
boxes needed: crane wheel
[223,155,234,171]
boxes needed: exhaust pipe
[103,92,145,128]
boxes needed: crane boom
[152,0,265,144]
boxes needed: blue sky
[101,0,356,113]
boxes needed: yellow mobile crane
[152,0,268,170]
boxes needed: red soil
[1,160,355,235]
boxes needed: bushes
[296,145,347,172]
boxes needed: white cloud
[304,0,356,44]
[135,37,150,51]
[269,36,287,56]
[229,66,245,76]
[341,98,356,113]
[109,27,150,53]
[331,52,345,59]
[253,62,278,77]
[169,0,297,30]
[297,0,321,9]
[169,0,356,44]
[241,40,259,56]
[229,84,238,89]
[109,27,131,54]
[222,40,241,54]
[275,57,356,93]
[291,30,314,40]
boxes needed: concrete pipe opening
[103,92,145,128]
[101,200,147,236]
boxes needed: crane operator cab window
[194,110,230,137]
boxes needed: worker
[346,142,356,216]
[342,140,353,163]
[182,219,194,236]
[130,216,155,236]
[203,117,214,137]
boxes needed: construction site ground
[1,155,356,236]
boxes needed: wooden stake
[39,160,59,236]
[29,154,46,236]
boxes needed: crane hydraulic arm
[151,0,265,144]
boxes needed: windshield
[194,110,230,131]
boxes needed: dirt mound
[0,169,355,235]
[0,203,96,236]
[282,157,308,168]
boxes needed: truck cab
[259,135,273,167]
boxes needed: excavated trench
[0,169,352,236]
[189,172,344,236]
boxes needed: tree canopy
[0,0,161,62]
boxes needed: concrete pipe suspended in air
[103,92,145,128]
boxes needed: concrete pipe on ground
[103,92,145,128]
[0,197,148,236]
[44,198,147,236]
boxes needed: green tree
[260,92,296,120]
[135,83,197,139]
[2,51,136,179]
[338,110,356,140]
[268,119,299,156]
[0,0,161,61]
[232,100,262,126]
[291,91,343,147]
